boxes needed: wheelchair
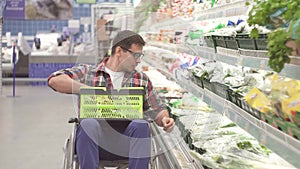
[62,87,165,169]
[62,117,159,169]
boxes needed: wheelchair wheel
[63,118,158,169]
[63,135,79,169]
[62,137,70,169]
[63,118,79,169]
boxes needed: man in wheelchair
[48,30,175,169]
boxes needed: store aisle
[0,85,76,169]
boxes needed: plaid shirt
[48,58,166,119]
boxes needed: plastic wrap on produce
[169,97,296,169]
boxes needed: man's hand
[161,116,175,132]
[155,109,175,132]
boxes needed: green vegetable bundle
[247,0,300,73]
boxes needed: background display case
[138,0,300,168]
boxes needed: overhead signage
[4,0,73,20]
[4,0,25,19]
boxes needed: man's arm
[48,74,88,94]
[142,73,175,132]
[154,109,175,132]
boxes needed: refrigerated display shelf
[193,0,249,21]
[150,122,204,169]
[149,42,300,81]
[142,49,300,167]
[194,45,300,80]
[147,42,191,55]
[146,42,300,167]
[143,0,300,167]
[146,17,193,33]
[174,69,300,168]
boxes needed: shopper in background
[48,30,175,169]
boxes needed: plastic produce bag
[282,93,300,126]
[289,17,300,40]
[244,87,272,113]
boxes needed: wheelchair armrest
[68,117,79,123]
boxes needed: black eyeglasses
[120,46,144,59]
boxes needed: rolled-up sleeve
[47,64,92,83]
[144,77,167,120]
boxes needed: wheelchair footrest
[99,160,128,169]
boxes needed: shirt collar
[91,57,108,73]
[92,57,137,78]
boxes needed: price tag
[203,94,211,106]
[260,133,267,145]
[211,53,216,61]
[260,60,266,69]
[234,113,239,123]
[244,121,250,132]
[222,101,229,115]
[218,12,223,17]
[237,56,243,66]
[197,90,204,99]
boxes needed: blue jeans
[76,119,151,169]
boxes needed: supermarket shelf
[143,49,174,81]
[150,42,300,80]
[145,43,300,167]
[148,17,193,32]
[194,45,300,80]
[193,0,250,21]
[197,45,300,80]
[144,2,300,167]
[239,55,300,80]
[175,69,300,168]
[150,122,204,169]
[2,63,13,72]
[147,42,190,54]
[146,1,248,31]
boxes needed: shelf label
[237,56,243,66]
[260,60,266,69]
[233,112,239,122]
[244,121,250,132]
[260,133,267,145]
[223,100,229,110]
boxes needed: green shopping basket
[79,87,144,119]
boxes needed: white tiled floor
[0,85,77,169]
